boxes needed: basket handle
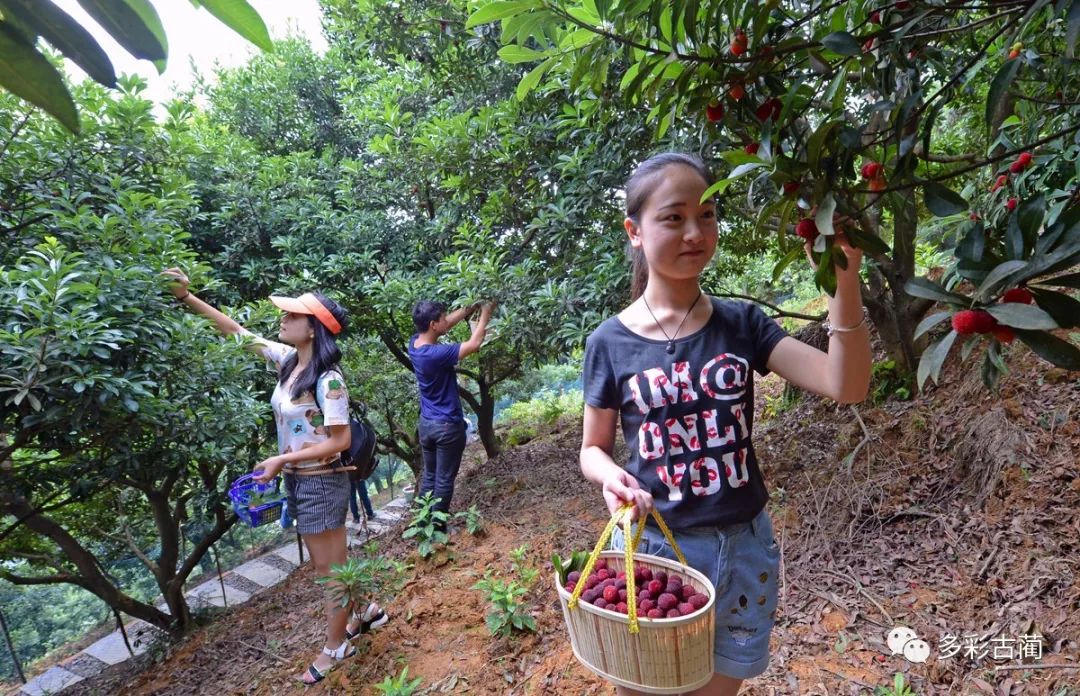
[568,503,688,634]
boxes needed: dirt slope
[55,339,1080,696]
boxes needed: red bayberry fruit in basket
[594,559,608,571]
[795,219,818,241]
[603,586,619,603]
[638,567,653,582]
[992,326,1016,344]
[744,142,760,155]
[647,608,665,619]
[666,608,682,618]
[677,602,696,616]
[951,309,998,335]
[565,582,576,593]
[593,598,608,610]
[1006,197,1018,211]
[647,579,664,596]
[689,593,709,610]
[1002,287,1034,304]
[658,593,679,611]
[616,602,628,614]
[639,598,656,613]
[637,589,651,603]
[581,589,599,603]
[585,576,599,589]
[653,571,668,585]
[596,568,610,581]
[665,582,682,596]
[567,571,581,584]
[681,585,697,601]
[618,589,628,602]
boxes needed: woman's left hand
[253,455,286,484]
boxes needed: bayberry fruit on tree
[795,219,818,241]
[990,174,1008,192]
[730,29,747,56]
[706,101,724,122]
[728,82,745,101]
[952,309,998,335]
[1001,288,1034,304]
[744,143,759,155]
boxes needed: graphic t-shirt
[582,298,788,529]
[408,336,463,422]
[243,331,350,472]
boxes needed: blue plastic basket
[228,473,285,528]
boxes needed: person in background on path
[579,153,871,696]
[162,269,388,685]
[350,476,376,522]
[408,299,495,528]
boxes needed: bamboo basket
[555,507,716,694]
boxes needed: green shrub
[403,493,450,557]
[374,666,423,695]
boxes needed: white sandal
[300,641,356,685]
[345,602,389,640]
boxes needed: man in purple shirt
[408,299,494,527]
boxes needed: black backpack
[314,374,379,482]
[343,403,379,482]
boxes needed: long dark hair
[624,153,714,301]
[278,292,348,400]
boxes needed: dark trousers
[417,417,467,520]
[349,479,375,520]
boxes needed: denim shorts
[610,506,781,680]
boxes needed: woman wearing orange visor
[163,269,388,684]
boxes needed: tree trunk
[460,378,500,458]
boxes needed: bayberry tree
[473,0,1080,387]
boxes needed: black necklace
[642,290,703,354]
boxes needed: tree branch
[710,292,827,322]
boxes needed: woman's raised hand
[161,268,190,298]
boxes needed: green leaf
[845,226,891,257]
[515,56,553,101]
[1014,329,1080,369]
[821,31,861,56]
[1,0,116,86]
[466,0,535,29]
[917,329,958,389]
[923,181,968,217]
[1029,288,1080,328]
[0,22,79,133]
[771,246,804,283]
[1017,194,1045,240]
[956,221,985,263]
[985,58,1020,129]
[975,260,1028,300]
[196,0,273,52]
[905,277,970,306]
[497,44,547,64]
[913,311,952,341]
[1034,272,1080,289]
[985,303,1058,330]
[77,0,167,64]
[1066,0,1080,58]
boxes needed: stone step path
[16,497,409,696]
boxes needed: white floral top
[243,331,350,473]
